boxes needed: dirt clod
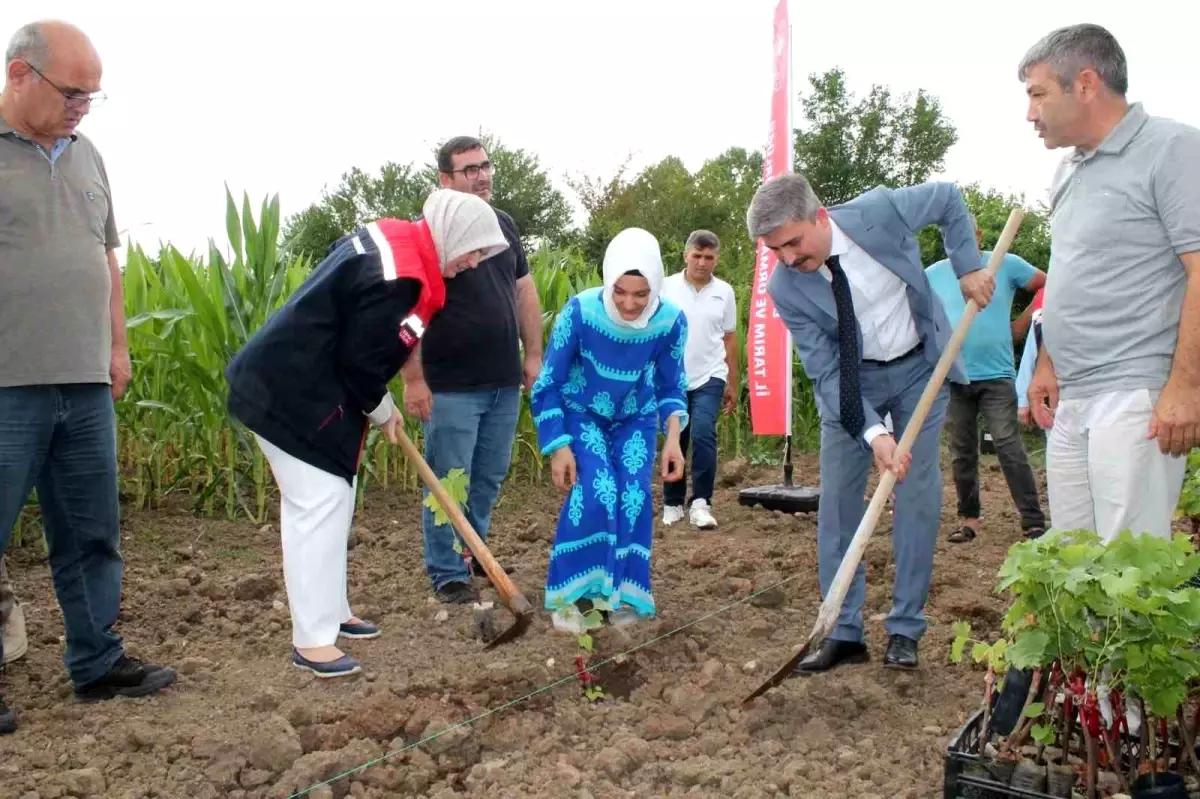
[0,458,1097,798]
[233,573,278,601]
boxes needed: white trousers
[255,435,355,649]
[1046,388,1187,543]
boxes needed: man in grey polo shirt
[0,19,175,734]
[1020,23,1200,542]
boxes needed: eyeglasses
[24,61,107,108]
[447,161,494,181]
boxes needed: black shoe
[793,638,869,675]
[435,581,478,605]
[0,694,15,735]
[73,655,177,702]
[884,634,919,670]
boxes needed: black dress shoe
[792,637,869,675]
[73,655,177,702]
[884,634,919,670]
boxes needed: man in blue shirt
[926,215,1047,543]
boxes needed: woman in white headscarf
[226,189,508,677]
[529,227,688,632]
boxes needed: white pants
[255,435,355,648]
[1046,388,1187,543]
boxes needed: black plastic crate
[944,709,1062,799]
[945,707,1193,798]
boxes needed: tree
[282,162,430,260]
[282,135,573,260]
[568,147,764,286]
[917,183,1051,271]
[429,134,573,251]
[794,68,958,206]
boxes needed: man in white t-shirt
[659,230,739,529]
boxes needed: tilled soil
[0,451,1124,799]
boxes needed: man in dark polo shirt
[0,20,175,734]
[402,136,544,603]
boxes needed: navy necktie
[827,255,865,439]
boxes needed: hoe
[395,427,534,648]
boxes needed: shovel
[743,208,1026,703]
[394,426,534,648]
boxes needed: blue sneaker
[291,649,361,678]
[338,620,381,640]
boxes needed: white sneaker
[689,499,717,530]
[2,603,27,664]
[550,605,587,635]
[608,607,641,627]
[662,505,685,526]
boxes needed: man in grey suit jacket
[747,174,994,673]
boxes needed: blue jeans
[0,385,125,684]
[421,388,519,591]
[817,354,948,644]
[662,377,724,507]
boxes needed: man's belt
[862,340,923,366]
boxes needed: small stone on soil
[179,657,212,675]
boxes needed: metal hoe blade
[742,628,822,703]
[483,602,535,649]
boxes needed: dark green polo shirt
[0,116,120,387]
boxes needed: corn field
[107,192,822,522]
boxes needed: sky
[4,0,1196,261]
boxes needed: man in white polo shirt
[660,230,739,529]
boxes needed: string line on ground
[288,568,811,798]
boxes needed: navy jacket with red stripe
[225,218,444,482]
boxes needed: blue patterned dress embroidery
[530,288,690,618]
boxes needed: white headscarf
[422,189,509,274]
[601,228,664,329]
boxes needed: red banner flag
[748,0,793,437]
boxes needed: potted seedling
[949,528,1200,799]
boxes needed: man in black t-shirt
[402,136,544,604]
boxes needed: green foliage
[120,186,312,519]
[951,528,1200,719]
[1176,449,1200,525]
[423,468,470,529]
[917,183,1051,274]
[282,134,572,260]
[451,134,573,250]
[283,162,429,261]
[1030,722,1057,746]
[794,67,957,206]
[570,147,763,277]
[949,620,1009,676]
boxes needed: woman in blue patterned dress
[530,227,689,633]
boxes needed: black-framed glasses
[24,61,106,108]
[447,161,494,180]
